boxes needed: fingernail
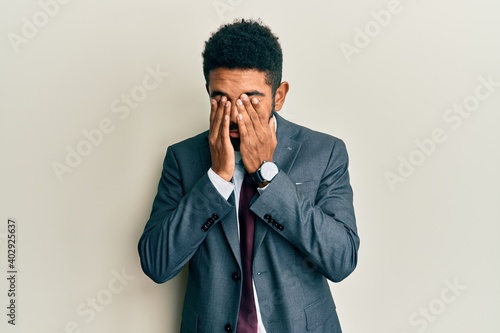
[241,94,248,101]
[236,99,243,106]
[252,98,259,104]
[237,114,243,121]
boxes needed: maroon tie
[237,177,258,333]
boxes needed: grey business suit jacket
[138,113,360,333]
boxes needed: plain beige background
[1,0,499,332]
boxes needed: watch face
[260,162,279,181]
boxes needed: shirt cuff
[208,168,234,200]
[256,183,269,195]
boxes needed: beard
[230,137,241,151]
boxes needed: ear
[273,81,289,111]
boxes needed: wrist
[247,161,279,185]
[211,167,233,182]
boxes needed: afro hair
[202,19,283,94]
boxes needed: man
[138,19,359,333]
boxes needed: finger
[240,94,263,127]
[219,100,231,139]
[269,116,276,132]
[269,116,277,141]
[248,95,270,124]
[209,95,223,124]
[236,97,255,138]
[209,98,218,125]
[210,96,227,133]
[236,111,248,140]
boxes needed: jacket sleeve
[138,146,233,283]
[251,138,359,282]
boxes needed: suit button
[231,272,241,281]
[212,213,219,220]
[278,224,284,231]
[224,323,233,332]
[207,217,215,225]
[264,214,271,221]
[201,224,209,232]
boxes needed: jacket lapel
[222,193,242,268]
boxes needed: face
[206,68,289,146]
